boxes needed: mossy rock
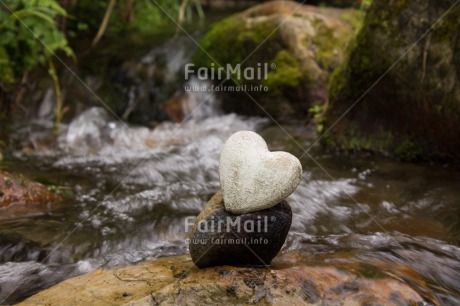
[325,0,460,162]
[194,1,362,119]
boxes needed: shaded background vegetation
[0,0,457,161]
[0,0,369,135]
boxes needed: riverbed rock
[18,251,427,305]
[219,131,301,214]
[189,192,291,268]
[0,171,61,208]
[325,0,460,161]
[194,1,362,119]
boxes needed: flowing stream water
[0,32,459,305]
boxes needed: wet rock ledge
[18,252,425,305]
[0,171,62,208]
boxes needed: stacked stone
[189,131,302,268]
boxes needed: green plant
[91,0,205,46]
[0,0,74,132]
[308,102,328,134]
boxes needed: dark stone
[189,192,292,268]
[122,292,132,297]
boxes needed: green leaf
[0,0,73,83]
[10,8,56,25]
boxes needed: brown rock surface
[18,251,426,305]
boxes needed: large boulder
[18,251,427,305]
[325,0,460,161]
[194,1,361,119]
[201,0,358,10]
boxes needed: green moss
[325,0,460,162]
[194,16,280,71]
[316,11,364,73]
[314,21,337,72]
[332,124,395,155]
[327,24,376,105]
[193,15,300,117]
[327,61,345,103]
[264,50,301,90]
[341,125,373,151]
[340,10,365,31]
[394,140,423,162]
[194,13,332,95]
[0,47,14,84]
[194,17,244,68]
[193,6,360,119]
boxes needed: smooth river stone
[219,130,302,214]
[189,192,292,268]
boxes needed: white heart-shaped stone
[219,131,302,214]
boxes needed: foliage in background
[0,0,73,84]
[308,104,326,134]
[0,0,205,135]
[0,0,205,86]
[67,0,204,45]
[0,0,358,126]
[359,0,372,10]
[0,0,73,132]
[127,0,203,34]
